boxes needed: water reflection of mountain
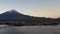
[0,9,60,26]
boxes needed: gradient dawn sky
[0,0,60,18]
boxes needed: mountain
[0,9,40,20]
[0,9,59,26]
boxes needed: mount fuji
[0,9,40,20]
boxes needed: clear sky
[0,0,60,18]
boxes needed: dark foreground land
[0,18,60,26]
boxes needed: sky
[0,0,60,18]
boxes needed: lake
[0,25,60,34]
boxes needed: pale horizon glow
[0,0,60,18]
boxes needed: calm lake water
[0,25,60,34]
